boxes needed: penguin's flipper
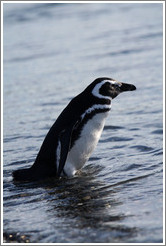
[57,122,77,177]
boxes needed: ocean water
[3,2,163,243]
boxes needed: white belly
[64,112,109,176]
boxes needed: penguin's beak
[109,81,136,99]
[118,82,136,92]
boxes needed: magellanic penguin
[13,77,136,181]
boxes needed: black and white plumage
[13,77,136,181]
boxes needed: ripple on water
[130,145,154,152]
[100,136,133,143]
[129,146,163,156]
[151,129,163,135]
[104,125,125,130]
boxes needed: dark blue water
[3,2,163,243]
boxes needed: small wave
[129,146,163,157]
[130,145,154,152]
[89,156,101,161]
[111,145,126,150]
[7,158,34,167]
[40,102,61,107]
[122,163,141,172]
[5,51,60,64]
[151,129,163,135]
[4,134,43,143]
[138,31,162,40]
[96,172,155,191]
[4,3,61,25]
[4,135,21,143]
[153,151,163,156]
[108,48,144,56]
[128,128,140,131]
[100,136,133,143]
[104,125,125,130]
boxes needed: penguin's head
[91,77,136,100]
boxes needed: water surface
[3,2,163,243]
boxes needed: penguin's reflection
[44,165,125,229]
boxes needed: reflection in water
[14,167,137,243]
[4,157,159,243]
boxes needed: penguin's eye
[104,82,110,86]
[99,82,111,96]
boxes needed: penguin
[13,77,136,181]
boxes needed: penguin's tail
[13,168,37,182]
[13,165,57,182]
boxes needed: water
[3,2,163,243]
